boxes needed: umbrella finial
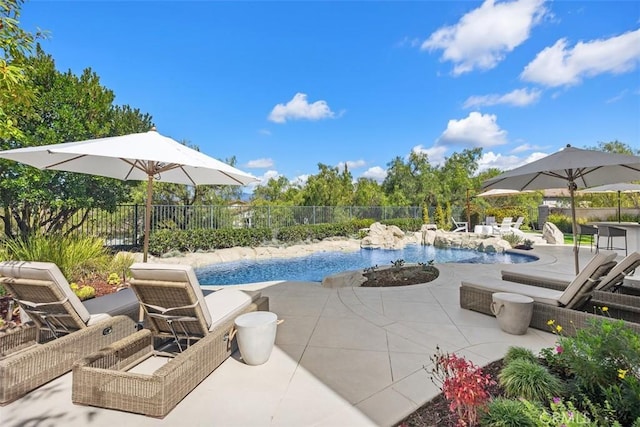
[566,144,571,148]
[150,126,157,132]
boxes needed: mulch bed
[362,265,439,287]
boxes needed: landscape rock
[542,222,565,244]
[360,222,420,249]
[432,230,510,253]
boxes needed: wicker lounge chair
[501,252,640,296]
[0,260,137,404]
[72,263,269,417]
[460,252,640,336]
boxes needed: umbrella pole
[143,175,153,262]
[618,190,621,223]
[569,182,580,275]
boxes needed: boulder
[542,222,565,244]
[360,222,419,249]
[433,230,510,253]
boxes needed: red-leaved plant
[429,346,496,426]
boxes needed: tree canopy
[0,47,153,237]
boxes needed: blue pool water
[196,245,534,285]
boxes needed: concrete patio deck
[1,244,617,426]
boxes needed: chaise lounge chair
[0,261,137,404]
[72,263,269,417]
[460,252,640,336]
[492,217,513,235]
[501,252,640,295]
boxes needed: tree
[252,175,293,203]
[0,47,153,237]
[381,156,417,205]
[301,163,354,206]
[353,177,387,206]
[0,0,42,140]
[587,140,639,156]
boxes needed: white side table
[490,292,533,335]
[234,311,279,365]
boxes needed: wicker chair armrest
[74,329,153,371]
[0,322,38,357]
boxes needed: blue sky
[20,1,640,190]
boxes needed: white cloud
[258,129,272,136]
[510,143,545,153]
[291,174,310,187]
[463,88,541,108]
[337,159,367,170]
[361,166,387,183]
[436,112,508,147]
[245,169,280,192]
[245,158,274,168]
[396,36,421,48]
[477,150,549,172]
[422,0,547,75]
[521,29,640,87]
[268,93,336,123]
[605,89,629,104]
[411,144,448,166]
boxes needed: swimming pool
[196,245,534,285]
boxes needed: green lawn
[563,233,596,245]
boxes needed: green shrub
[554,317,640,424]
[499,359,563,402]
[480,398,535,427]
[521,398,598,426]
[2,233,110,280]
[276,221,366,243]
[501,232,523,246]
[108,252,136,281]
[503,346,538,365]
[546,213,573,233]
[70,283,96,301]
[148,228,272,254]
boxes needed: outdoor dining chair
[597,225,628,256]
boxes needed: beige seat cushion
[204,289,253,330]
[0,261,91,324]
[598,252,640,291]
[129,263,213,329]
[558,252,617,306]
[461,279,564,306]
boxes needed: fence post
[133,204,139,246]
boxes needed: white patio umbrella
[0,129,259,261]
[483,145,640,274]
[578,182,640,222]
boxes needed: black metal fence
[62,205,424,246]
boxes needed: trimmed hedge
[276,219,375,242]
[148,228,272,255]
[146,217,424,255]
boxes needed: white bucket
[234,311,278,365]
